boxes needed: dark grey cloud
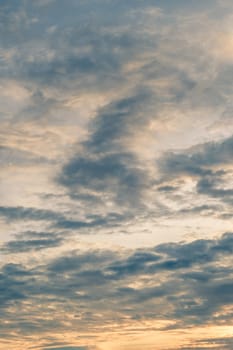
[0,205,132,248]
[1,0,231,121]
[54,211,129,230]
[0,1,27,47]
[197,175,233,200]
[157,185,178,192]
[86,91,152,152]
[47,250,114,273]
[3,0,218,129]
[158,135,233,207]
[0,263,31,307]
[58,91,154,209]
[179,204,222,215]
[57,88,158,213]
[0,206,64,222]
[0,0,162,144]
[159,135,233,177]
[1,232,233,339]
[59,152,147,207]
[1,1,149,92]
[1,231,63,253]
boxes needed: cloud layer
[1,233,233,349]
[0,0,232,349]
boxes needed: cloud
[0,205,129,240]
[1,231,63,253]
[1,1,233,348]
[0,206,64,222]
[160,135,233,175]
[1,232,233,340]
[57,91,155,210]
[158,135,233,211]
[179,337,233,350]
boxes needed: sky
[0,0,233,349]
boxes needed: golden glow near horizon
[0,1,233,349]
[1,324,233,350]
